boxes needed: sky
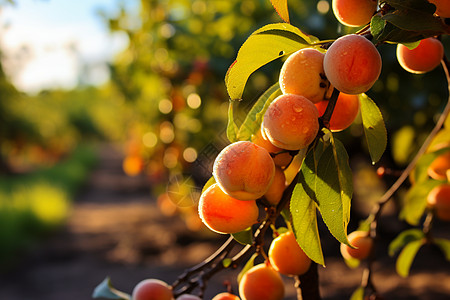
[0,0,136,94]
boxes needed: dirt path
[0,144,448,300]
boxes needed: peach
[123,155,144,176]
[268,231,311,276]
[279,48,332,103]
[213,141,275,200]
[332,0,378,27]
[324,34,382,95]
[251,130,292,167]
[427,184,450,221]
[396,37,444,74]
[212,292,241,300]
[315,92,360,132]
[340,231,373,261]
[198,183,259,234]
[428,0,450,18]
[427,151,450,181]
[132,279,174,300]
[239,263,284,300]
[264,167,287,206]
[262,94,319,150]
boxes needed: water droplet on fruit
[293,105,303,113]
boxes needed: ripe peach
[264,167,287,206]
[324,34,382,95]
[176,295,201,300]
[279,48,331,103]
[396,37,444,74]
[132,279,174,300]
[332,0,378,27]
[239,263,284,300]
[315,92,360,132]
[198,183,259,234]
[427,184,450,221]
[268,231,311,276]
[213,141,275,200]
[340,231,373,261]
[211,292,241,300]
[123,155,144,176]
[262,94,319,150]
[251,130,292,167]
[428,0,450,18]
[427,151,450,181]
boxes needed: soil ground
[0,144,449,300]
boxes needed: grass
[0,145,98,269]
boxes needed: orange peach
[132,279,174,300]
[427,151,450,181]
[262,94,319,150]
[340,230,373,261]
[279,48,331,103]
[213,141,275,200]
[428,0,450,17]
[211,292,241,300]
[198,183,259,234]
[324,34,382,94]
[264,167,287,206]
[315,92,360,132]
[396,37,444,74]
[252,130,292,167]
[268,231,311,276]
[239,263,284,300]
[332,0,378,27]
[427,184,450,221]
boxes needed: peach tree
[93,0,450,299]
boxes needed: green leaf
[344,255,361,269]
[92,277,131,300]
[401,41,421,50]
[270,0,290,23]
[201,176,216,194]
[237,83,282,141]
[400,180,443,225]
[227,100,239,143]
[370,15,386,38]
[222,258,232,268]
[359,94,387,164]
[237,253,258,284]
[396,239,424,278]
[231,227,253,245]
[388,229,424,256]
[291,148,325,266]
[434,238,450,261]
[225,23,318,101]
[350,286,365,300]
[315,138,353,246]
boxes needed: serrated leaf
[232,227,253,245]
[350,286,365,300]
[92,277,131,300]
[388,229,424,256]
[227,100,239,143]
[238,83,282,141]
[315,138,353,246]
[396,239,424,278]
[434,238,450,261]
[291,148,325,266]
[237,253,258,284]
[400,180,443,225]
[225,23,318,101]
[359,94,387,164]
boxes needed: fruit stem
[320,88,340,129]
